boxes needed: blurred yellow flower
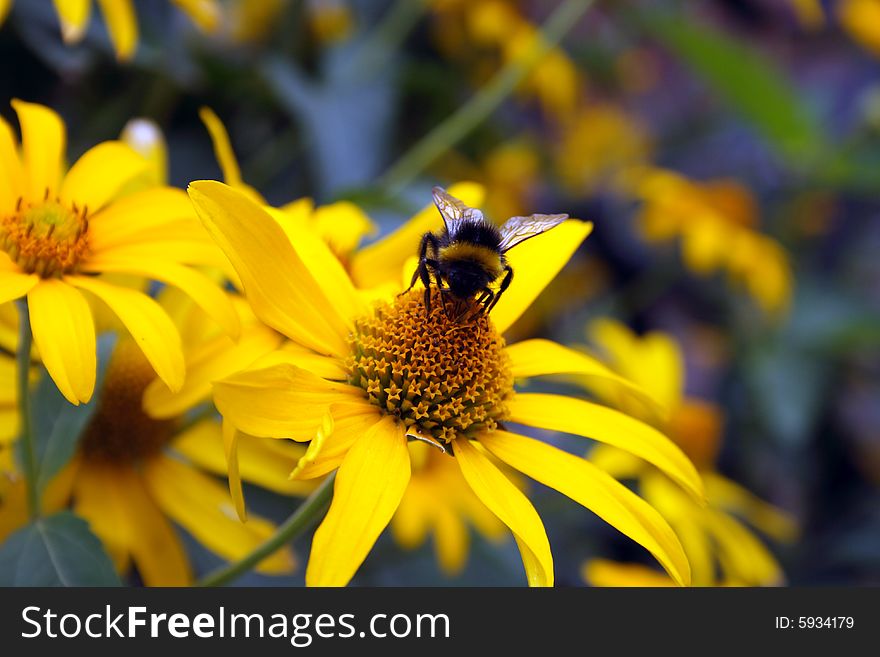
[580,319,798,587]
[634,168,793,315]
[431,0,581,122]
[555,104,652,196]
[0,100,237,405]
[836,0,880,56]
[306,0,353,44]
[0,292,309,585]
[188,179,706,587]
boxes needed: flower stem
[378,0,595,195]
[197,472,336,587]
[15,299,39,520]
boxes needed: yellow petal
[27,280,96,404]
[67,275,184,392]
[289,405,384,479]
[12,99,65,202]
[311,201,377,256]
[703,472,798,542]
[453,437,553,587]
[480,430,691,586]
[144,455,295,574]
[172,419,313,496]
[143,324,282,419]
[83,256,240,338]
[72,461,134,573]
[508,393,704,502]
[491,220,593,334]
[198,107,263,201]
[248,341,348,381]
[96,0,138,61]
[306,416,410,586]
[87,187,198,252]
[212,362,364,439]
[0,271,39,305]
[187,180,353,356]
[60,141,147,214]
[582,559,675,587]
[0,115,25,215]
[172,0,222,33]
[434,504,469,576]
[349,181,485,289]
[0,0,12,26]
[52,0,91,42]
[120,118,168,187]
[505,338,661,414]
[221,418,245,521]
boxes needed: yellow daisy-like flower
[579,319,798,587]
[188,180,706,587]
[0,1,221,61]
[0,290,310,585]
[633,167,793,315]
[0,100,237,405]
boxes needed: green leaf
[640,11,827,165]
[28,336,113,493]
[0,512,121,586]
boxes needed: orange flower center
[80,341,176,464]
[1,196,90,277]
[346,288,513,443]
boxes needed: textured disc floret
[347,288,513,443]
[1,196,91,277]
[80,341,176,463]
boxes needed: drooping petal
[27,280,96,405]
[52,0,91,42]
[67,275,184,393]
[349,181,486,289]
[306,416,410,587]
[491,220,593,334]
[96,0,138,61]
[480,430,691,586]
[59,142,147,214]
[221,419,245,521]
[12,99,65,202]
[82,255,240,338]
[505,338,661,414]
[289,406,384,479]
[453,437,553,587]
[144,455,295,574]
[0,115,25,215]
[508,393,704,502]
[187,180,355,356]
[212,362,365,439]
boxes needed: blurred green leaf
[640,12,827,166]
[26,337,112,493]
[0,512,120,586]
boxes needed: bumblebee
[404,186,569,317]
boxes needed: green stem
[197,472,337,587]
[378,0,594,194]
[15,299,39,520]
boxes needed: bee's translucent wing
[432,186,484,235]
[498,213,569,252]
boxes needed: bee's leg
[402,233,434,295]
[485,265,513,315]
[467,288,494,321]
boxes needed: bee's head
[446,264,489,299]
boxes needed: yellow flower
[0,291,309,584]
[634,167,793,315]
[555,104,652,197]
[0,100,237,405]
[580,319,798,587]
[188,180,706,587]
